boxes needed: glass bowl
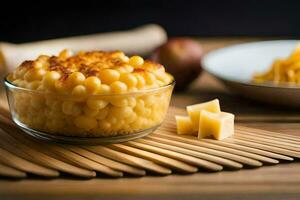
[4,77,175,144]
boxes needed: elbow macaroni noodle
[6,50,174,137]
[252,44,300,85]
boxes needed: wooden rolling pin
[0,24,167,75]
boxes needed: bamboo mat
[0,105,299,179]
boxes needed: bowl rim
[4,75,175,97]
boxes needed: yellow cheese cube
[187,99,221,131]
[175,115,196,135]
[198,111,234,140]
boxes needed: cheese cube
[198,111,234,140]
[187,99,221,131]
[175,115,196,135]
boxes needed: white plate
[202,40,300,107]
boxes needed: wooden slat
[0,99,10,119]
[140,137,263,167]
[66,146,146,176]
[47,145,123,177]
[84,146,172,175]
[225,138,300,158]
[147,135,244,168]
[155,131,292,161]
[235,131,300,148]
[0,127,96,178]
[126,140,223,171]
[154,132,278,165]
[153,134,281,166]
[0,114,13,128]
[0,147,58,177]
[0,162,27,178]
[234,135,300,152]
[235,129,300,145]
[0,114,127,177]
[109,143,198,173]
[236,126,300,142]
[199,138,293,161]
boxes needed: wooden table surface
[1,38,300,200]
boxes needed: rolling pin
[0,24,167,75]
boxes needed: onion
[150,37,203,91]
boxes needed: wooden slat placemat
[0,106,299,179]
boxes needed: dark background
[1,0,299,43]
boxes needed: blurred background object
[150,38,203,90]
[0,24,167,71]
[1,0,300,43]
